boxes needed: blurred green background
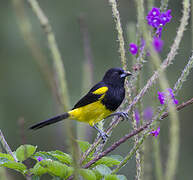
[0,0,193,179]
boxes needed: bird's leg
[106,112,129,120]
[93,125,109,143]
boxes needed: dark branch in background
[27,0,70,110]
[78,14,94,84]
[18,117,26,145]
[78,14,94,141]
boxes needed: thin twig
[112,132,148,174]
[78,14,94,88]
[160,0,169,11]
[108,0,127,70]
[27,0,70,110]
[173,52,193,95]
[161,98,193,119]
[0,130,17,162]
[78,15,94,141]
[12,0,59,105]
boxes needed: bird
[30,68,132,142]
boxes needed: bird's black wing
[72,82,108,109]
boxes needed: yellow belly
[68,101,113,126]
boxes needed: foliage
[0,143,127,179]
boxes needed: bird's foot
[106,112,129,121]
[99,131,109,143]
[117,112,129,120]
[93,125,109,143]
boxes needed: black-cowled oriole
[30,68,131,141]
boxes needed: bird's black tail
[29,112,69,130]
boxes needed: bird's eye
[118,71,123,75]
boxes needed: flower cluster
[150,127,160,137]
[129,7,172,55]
[158,88,178,105]
[146,7,172,37]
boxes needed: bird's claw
[100,132,109,143]
[118,112,129,120]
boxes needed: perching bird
[30,68,131,142]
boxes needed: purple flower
[148,7,160,17]
[158,91,165,105]
[134,109,140,124]
[151,17,162,28]
[160,9,172,26]
[158,88,178,105]
[167,88,178,104]
[146,7,161,27]
[37,156,43,162]
[146,7,172,37]
[156,26,163,38]
[129,43,138,55]
[143,107,153,121]
[153,37,164,52]
[150,127,160,137]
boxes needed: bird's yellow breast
[68,101,113,126]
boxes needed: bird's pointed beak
[120,71,132,78]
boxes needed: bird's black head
[102,68,132,87]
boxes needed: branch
[27,0,70,110]
[0,130,17,162]
[161,98,193,119]
[108,0,127,70]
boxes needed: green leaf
[79,169,96,180]
[92,169,103,180]
[117,175,127,180]
[15,144,37,162]
[39,159,73,178]
[52,177,63,180]
[92,156,120,167]
[33,152,58,161]
[50,150,72,165]
[0,157,26,174]
[31,175,41,180]
[95,165,112,175]
[0,152,14,161]
[104,174,119,180]
[30,163,47,176]
[77,140,91,153]
[109,155,123,162]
